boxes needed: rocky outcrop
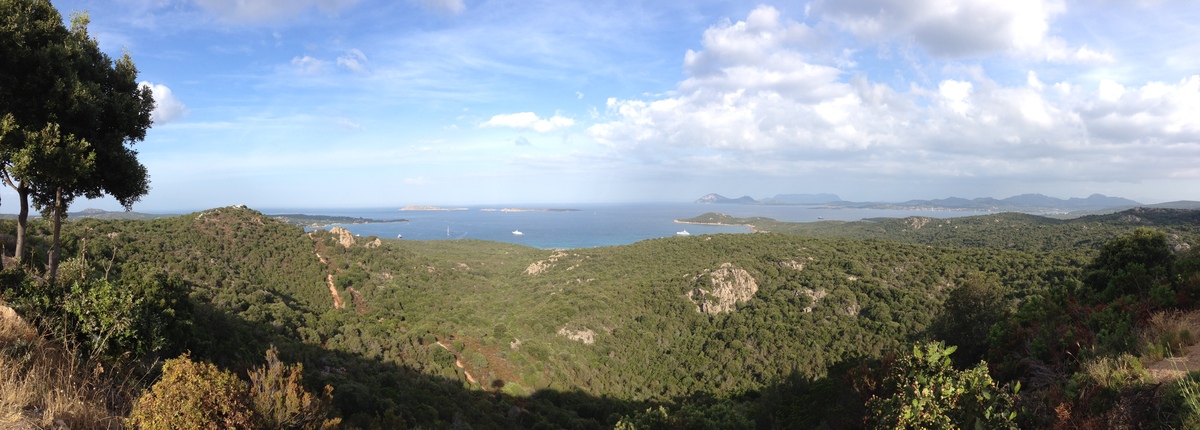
[801,288,827,313]
[689,263,759,314]
[365,238,382,248]
[557,327,595,344]
[329,226,355,248]
[906,217,931,230]
[780,260,805,271]
[525,251,570,275]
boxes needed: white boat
[512,230,524,235]
[397,234,403,238]
[676,230,690,236]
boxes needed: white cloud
[481,112,575,133]
[337,49,368,73]
[515,136,531,146]
[194,0,360,23]
[291,55,326,74]
[413,0,465,15]
[1082,75,1200,145]
[811,0,1105,62]
[938,80,973,116]
[585,6,1200,186]
[139,82,189,123]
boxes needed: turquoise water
[265,203,992,249]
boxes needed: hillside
[680,207,1200,254]
[3,206,1200,428]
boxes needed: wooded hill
[3,206,1200,428]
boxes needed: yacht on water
[676,230,690,236]
[512,230,524,235]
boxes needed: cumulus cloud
[291,55,326,74]
[139,82,189,123]
[481,112,575,133]
[413,0,465,15]
[810,0,1109,62]
[337,49,368,73]
[586,5,1200,185]
[1082,75,1200,145]
[194,0,360,23]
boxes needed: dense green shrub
[1161,371,1200,429]
[929,271,1010,367]
[1082,227,1173,304]
[866,342,1018,430]
[62,274,192,358]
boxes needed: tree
[929,271,1009,367]
[0,1,152,278]
[10,122,95,281]
[1083,227,1173,304]
[0,0,74,268]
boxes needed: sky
[12,0,1200,211]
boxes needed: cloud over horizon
[586,5,1199,192]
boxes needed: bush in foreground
[126,354,257,429]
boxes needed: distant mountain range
[695,193,1199,214]
[697,193,844,205]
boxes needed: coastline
[674,219,760,233]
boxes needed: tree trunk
[14,184,29,264]
[47,187,63,284]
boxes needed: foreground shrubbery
[127,348,338,430]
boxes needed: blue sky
[15,0,1200,211]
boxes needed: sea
[263,203,993,249]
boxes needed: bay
[263,203,993,249]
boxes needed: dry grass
[1140,310,1200,362]
[0,306,128,429]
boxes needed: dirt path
[326,274,344,309]
[1147,342,1200,382]
[435,340,478,385]
[313,251,344,309]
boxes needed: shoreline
[674,219,760,233]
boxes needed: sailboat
[446,226,450,236]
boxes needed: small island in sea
[675,213,776,233]
[400,205,469,211]
[270,214,408,228]
[478,208,581,213]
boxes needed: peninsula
[269,214,408,228]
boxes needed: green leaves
[867,341,1019,430]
